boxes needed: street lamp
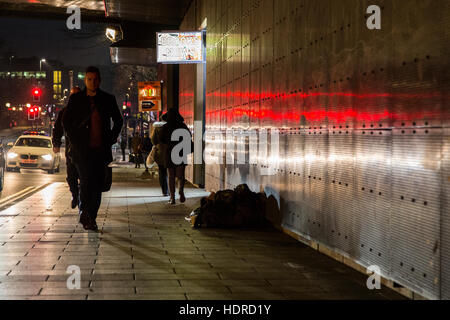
[40,58,46,71]
[5,103,10,108]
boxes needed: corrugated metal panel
[326,129,356,255]
[353,129,391,273]
[390,128,441,298]
[185,0,450,299]
[442,129,450,300]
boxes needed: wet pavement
[0,167,406,300]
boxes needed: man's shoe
[71,197,78,209]
[89,222,98,231]
[168,198,176,205]
[82,222,92,230]
[79,212,92,230]
[79,212,89,225]
[82,218,98,231]
[179,191,186,203]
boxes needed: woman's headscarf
[166,108,184,124]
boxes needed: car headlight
[42,154,53,161]
[7,152,18,159]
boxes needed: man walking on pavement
[52,86,81,209]
[63,66,123,231]
[120,136,127,161]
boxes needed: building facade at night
[0,56,111,127]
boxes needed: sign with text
[157,31,205,64]
[138,81,162,112]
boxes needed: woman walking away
[161,109,191,205]
[150,115,169,196]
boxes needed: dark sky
[0,16,112,67]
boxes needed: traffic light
[122,107,131,119]
[32,88,42,103]
[28,107,40,120]
[28,107,35,120]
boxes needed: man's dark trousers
[75,148,105,221]
[53,107,79,203]
[66,156,79,202]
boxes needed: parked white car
[6,135,61,174]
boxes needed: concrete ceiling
[0,0,193,65]
[0,0,192,26]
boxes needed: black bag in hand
[102,165,112,192]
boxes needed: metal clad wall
[443,128,450,300]
[353,129,391,273]
[391,128,441,296]
[180,0,450,299]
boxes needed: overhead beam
[0,1,189,26]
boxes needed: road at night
[0,127,67,201]
[0,163,67,200]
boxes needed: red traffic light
[32,87,42,103]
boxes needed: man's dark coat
[62,88,123,165]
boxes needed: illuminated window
[53,71,62,101]
[24,71,35,79]
[53,71,61,84]
[53,84,62,94]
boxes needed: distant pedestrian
[120,137,127,161]
[141,132,152,171]
[161,109,191,205]
[150,116,169,196]
[131,133,142,168]
[52,86,81,209]
[63,66,123,231]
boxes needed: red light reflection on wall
[202,90,446,124]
